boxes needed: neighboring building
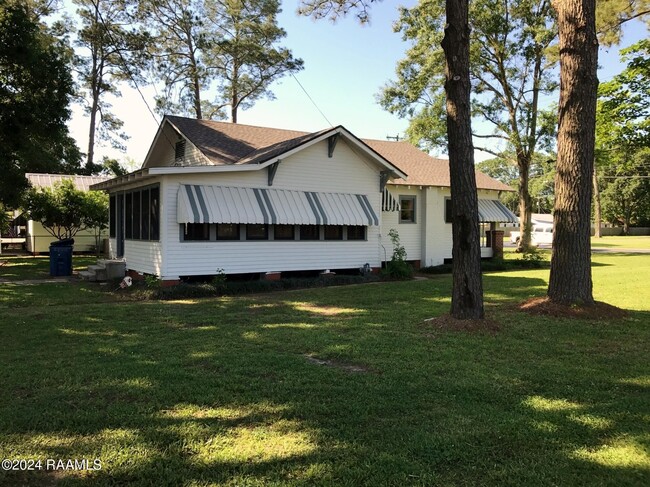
[25,173,111,253]
[91,116,516,284]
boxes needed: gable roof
[165,115,331,166]
[26,173,111,191]
[363,140,513,192]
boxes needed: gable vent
[174,139,186,165]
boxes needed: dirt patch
[421,314,501,335]
[304,354,373,373]
[519,297,628,320]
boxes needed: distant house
[25,173,111,254]
[91,116,516,284]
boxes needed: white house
[91,116,515,284]
[25,173,111,254]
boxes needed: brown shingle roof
[166,115,324,166]
[165,116,513,191]
[364,139,513,192]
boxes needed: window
[120,186,160,241]
[141,190,150,240]
[132,191,141,240]
[217,223,240,240]
[174,140,186,164]
[274,225,295,240]
[125,193,133,239]
[184,223,210,241]
[246,224,268,240]
[150,187,160,240]
[347,226,366,240]
[300,225,320,240]
[445,198,452,223]
[109,195,116,238]
[400,196,416,223]
[324,225,343,240]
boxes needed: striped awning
[382,188,400,212]
[478,199,517,223]
[178,185,379,226]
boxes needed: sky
[63,1,649,169]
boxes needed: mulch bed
[519,297,628,320]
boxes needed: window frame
[399,195,416,223]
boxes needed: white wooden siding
[157,139,383,279]
[381,186,422,263]
[123,240,163,276]
[144,123,207,168]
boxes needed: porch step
[79,260,126,282]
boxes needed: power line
[92,6,179,154]
[291,73,333,127]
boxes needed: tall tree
[204,0,303,123]
[144,0,209,118]
[144,0,301,121]
[441,0,484,319]
[547,0,598,305]
[0,0,81,208]
[595,39,650,235]
[299,0,484,319]
[74,0,149,173]
[381,0,558,253]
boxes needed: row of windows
[182,224,367,242]
[109,187,160,241]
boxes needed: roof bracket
[268,160,281,186]
[328,134,339,158]
[379,171,391,192]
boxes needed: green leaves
[22,179,109,240]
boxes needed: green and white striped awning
[177,185,379,226]
[478,199,517,223]
[382,188,400,212]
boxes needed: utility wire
[291,73,333,127]
[93,6,179,156]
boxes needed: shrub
[382,229,413,279]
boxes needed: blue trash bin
[49,239,74,276]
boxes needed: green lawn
[0,254,648,486]
[0,256,97,281]
[591,236,650,249]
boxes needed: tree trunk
[231,62,239,123]
[593,165,601,238]
[548,0,598,305]
[516,155,533,252]
[442,0,484,320]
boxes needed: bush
[382,229,413,279]
[520,249,544,268]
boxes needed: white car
[510,226,553,246]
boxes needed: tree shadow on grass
[1,285,649,486]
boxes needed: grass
[0,253,648,486]
[590,236,650,249]
[0,256,97,281]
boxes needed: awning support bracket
[328,134,339,158]
[268,160,281,186]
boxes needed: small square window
[274,225,295,240]
[324,225,343,240]
[400,196,416,223]
[184,223,210,241]
[217,223,240,240]
[347,226,366,240]
[300,225,320,240]
[246,224,268,240]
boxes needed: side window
[183,223,210,241]
[444,198,452,223]
[399,196,416,223]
